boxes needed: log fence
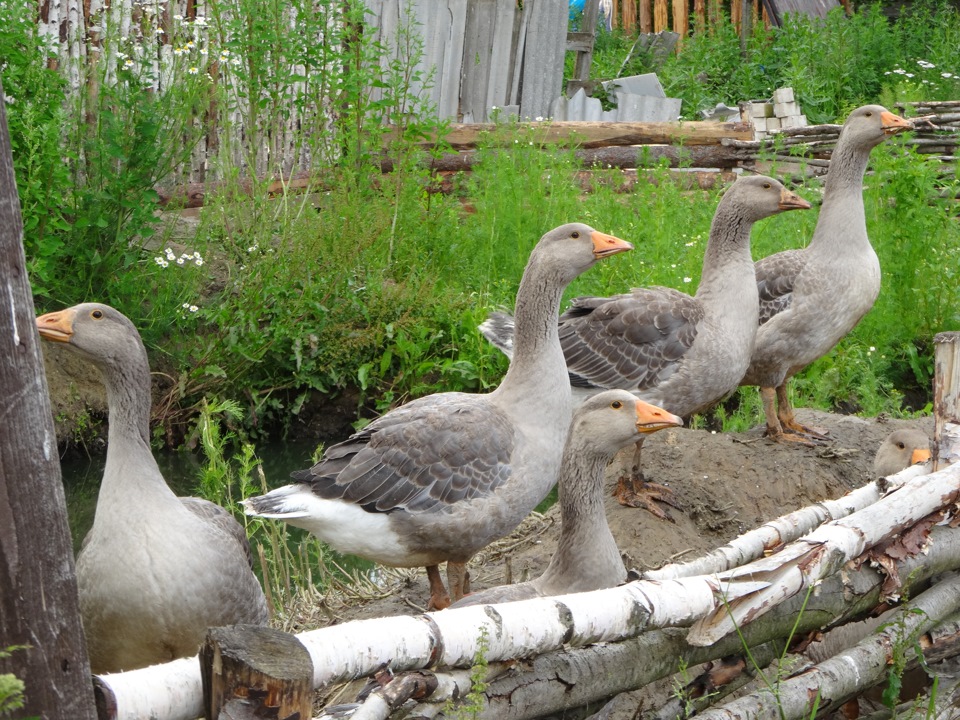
[87,331,960,720]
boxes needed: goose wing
[294,394,514,515]
[559,287,704,392]
[755,249,806,326]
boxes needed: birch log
[695,576,960,720]
[644,462,931,582]
[933,332,960,470]
[400,526,960,720]
[687,462,960,645]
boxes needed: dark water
[60,439,323,553]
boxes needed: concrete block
[774,101,800,117]
[750,102,774,118]
[766,117,782,131]
[780,114,808,129]
[615,93,681,122]
[753,117,767,131]
[605,73,666,98]
[772,87,795,104]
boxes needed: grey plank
[519,0,568,120]
[460,0,498,122]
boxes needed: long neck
[536,444,624,593]
[494,252,571,404]
[695,202,756,304]
[811,132,872,249]
[97,350,170,505]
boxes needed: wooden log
[0,77,98,720]
[696,576,960,720]
[404,527,960,720]
[654,0,668,31]
[394,120,752,149]
[199,625,313,720]
[639,0,652,32]
[671,0,688,39]
[933,331,960,469]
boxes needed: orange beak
[635,399,683,433]
[36,308,77,343]
[910,447,932,466]
[779,188,811,211]
[880,110,914,135]
[591,231,633,259]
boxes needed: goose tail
[478,311,516,360]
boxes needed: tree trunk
[0,77,97,720]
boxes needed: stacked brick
[747,88,808,139]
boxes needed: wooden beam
[0,77,97,720]
[672,0,689,39]
[427,120,754,149]
[638,0,652,32]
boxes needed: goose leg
[613,438,681,521]
[775,384,829,441]
[426,565,451,610]
[760,387,817,445]
[447,561,471,602]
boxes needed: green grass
[4,0,960,447]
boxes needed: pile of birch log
[157,100,960,210]
[91,333,960,720]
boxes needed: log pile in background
[157,102,960,211]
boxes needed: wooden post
[671,0,688,41]
[693,0,706,35]
[739,0,752,55]
[654,0,668,32]
[0,78,97,720]
[200,626,313,720]
[933,332,960,470]
[567,0,600,95]
[638,0,652,32]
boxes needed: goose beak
[910,447,932,465]
[591,231,633,259]
[778,189,811,211]
[634,399,683,433]
[36,308,77,343]
[880,110,913,135]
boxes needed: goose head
[873,428,931,478]
[573,390,683,457]
[36,303,145,372]
[842,105,913,150]
[527,222,633,284]
[724,175,811,221]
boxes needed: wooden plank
[460,0,498,121]
[485,0,518,113]
[518,0,567,120]
[672,0,688,38]
[571,0,600,86]
[413,120,754,148]
[639,0,652,32]
[0,77,98,720]
[654,0,668,32]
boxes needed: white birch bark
[694,576,960,720]
[687,462,960,646]
[644,462,931,582]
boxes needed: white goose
[37,304,268,674]
[243,223,633,609]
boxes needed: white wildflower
[165,248,175,260]
[154,257,168,267]
[189,305,198,312]
[942,72,954,79]
[173,13,182,20]
[176,257,185,265]
[188,66,199,75]
[247,245,258,253]
[917,59,935,69]
[683,277,692,283]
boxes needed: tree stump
[200,625,313,720]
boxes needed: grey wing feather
[755,249,806,326]
[180,496,256,567]
[293,394,514,515]
[558,288,704,392]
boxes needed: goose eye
[865,111,873,117]
[763,182,771,189]
[571,231,580,239]
[897,442,905,449]
[611,400,623,409]
[91,309,103,319]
